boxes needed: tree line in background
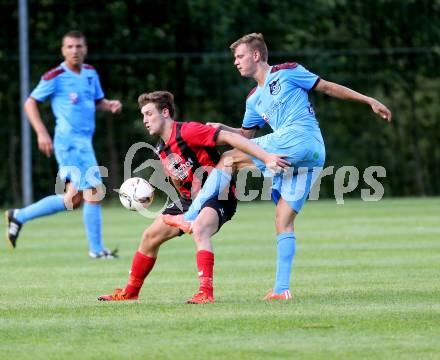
[1,0,439,205]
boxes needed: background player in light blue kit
[164,33,392,299]
[5,30,122,259]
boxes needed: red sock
[196,250,214,296]
[125,251,156,296]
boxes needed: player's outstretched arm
[314,79,392,122]
[24,97,53,157]
[96,99,122,114]
[216,130,290,173]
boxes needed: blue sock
[184,169,232,221]
[273,232,296,294]
[15,195,66,224]
[83,202,104,254]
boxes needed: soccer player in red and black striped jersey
[98,90,288,303]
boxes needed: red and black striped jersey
[156,121,234,200]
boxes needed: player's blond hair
[230,33,268,62]
[138,91,176,118]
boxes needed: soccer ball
[118,177,154,211]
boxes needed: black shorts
[162,196,237,235]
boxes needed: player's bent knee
[142,228,154,244]
[139,229,160,256]
[192,221,217,242]
[275,216,295,233]
[141,228,163,248]
[192,223,206,238]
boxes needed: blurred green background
[1,0,439,205]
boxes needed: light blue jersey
[243,63,320,133]
[243,63,326,213]
[30,62,105,137]
[30,62,105,190]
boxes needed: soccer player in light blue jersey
[5,31,122,259]
[164,33,392,300]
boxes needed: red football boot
[186,291,214,304]
[263,289,293,301]
[98,288,139,301]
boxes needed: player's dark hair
[62,30,87,45]
[230,33,268,62]
[138,91,175,118]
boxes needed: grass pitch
[1,198,439,359]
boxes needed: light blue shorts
[54,134,102,190]
[250,128,326,213]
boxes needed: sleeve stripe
[271,62,298,73]
[213,128,221,142]
[42,67,65,81]
[242,125,260,130]
[246,87,257,99]
[310,77,321,91]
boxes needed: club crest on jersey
[269,79,281,95]
[69,92,79,104]
[87,76,93,85]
